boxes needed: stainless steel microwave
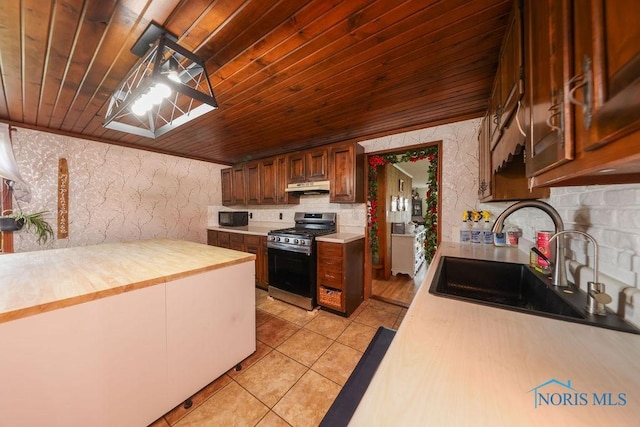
[218,211,248,227]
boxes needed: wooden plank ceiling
[0,0,512,165]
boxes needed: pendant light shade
[104,26,218,138]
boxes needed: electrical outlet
[249,212,253,219]
[279,213,283,220]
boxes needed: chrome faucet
[491,200,566,287]
[549,230,611,315]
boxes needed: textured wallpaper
[11,127,224,252]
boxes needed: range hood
[285,180,330,194]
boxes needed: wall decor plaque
[57,158,69,239]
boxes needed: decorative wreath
[367,146,438,263]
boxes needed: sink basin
[429,256,640,334]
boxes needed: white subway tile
[602,186,640,206]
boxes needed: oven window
[268,248,315,298]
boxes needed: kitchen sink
[429,256,640,334]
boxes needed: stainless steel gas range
[267,212,336,310]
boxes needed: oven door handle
[267,241,312,255]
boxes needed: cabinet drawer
[318,267,343,288]
[318,243,343,258]
[230,233,244,243]
[318,256,343,269]
[244,235,260,246]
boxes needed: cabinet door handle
[492,105,502,125]
[546,96,564,133]
[567,55,593,130]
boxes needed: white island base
[0,240,255,427]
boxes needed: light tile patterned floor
[150,289,407,427]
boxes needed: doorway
[364,141,442,307]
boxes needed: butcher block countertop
[0,239,254,324]
[350,242,640,426]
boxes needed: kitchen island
[350,242,640,426]
[0,239,256,427]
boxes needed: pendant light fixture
[104,23,218,138]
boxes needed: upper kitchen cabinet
[329,142,364,203]
[478,0,549,202]
[221,168,233,206]
[245,162,261,205]
[259,158,278,205]
[259,156,299,205]
[524,0,574,176]
[287,148,329,184]
[498,1,525,132]
[489,0,524,151]
[232,165,246,205]
[478,112,549,202]
[221,165,247,206]
[585,1,640,149]
[526,0,640,186]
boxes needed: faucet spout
[491,200,566,287]
[550,230,609,315]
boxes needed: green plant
[2,210,54,245]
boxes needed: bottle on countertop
[460,211,472,243]
[507,226,521,247]
[481,210,493,245]
[471,211,482,244]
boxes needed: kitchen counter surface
[316,233,364,244]
[350,242,640,426]
[208,225,273,236]
[0,238,254,324]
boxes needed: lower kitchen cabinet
[208,230,268,288]
[317,239,364,316]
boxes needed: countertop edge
[208,226,272,236]
[316,233,364,244]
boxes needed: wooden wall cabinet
[488,0,525,152]
[221,168,233,206]
[221,165,247,206]
[245,162,261,205]
[478,112,493,200]
[478,0,549,201]
[317,239,364,316]
[222,141,363,205]
[525,0,640,187]
[479,112,549,201]
[259,158,278,205]
[329,142,364,203]
[287,148,328,184]
[260,156,299,205]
